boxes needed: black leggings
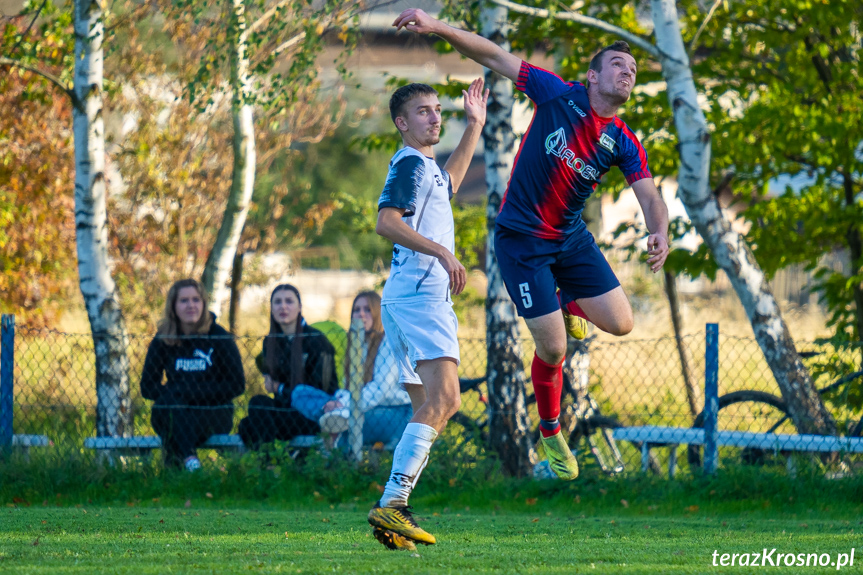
[238,395,320,450]
[151,404,233,467]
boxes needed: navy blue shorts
[494,224,620,319]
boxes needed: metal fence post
[704,323,719,474]
[1,315,15,450]
[347,318,365,463]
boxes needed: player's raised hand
[437,249,467,296]
[392,9,441,35]
[646,233,669,273]
[463,77,489,128]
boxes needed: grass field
[2,504,861,574]
[4,462,863,575]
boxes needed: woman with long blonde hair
[140,279,246,470]
[293,291,411,446]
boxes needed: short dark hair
[588,41,634,74]
[389,83,438,124]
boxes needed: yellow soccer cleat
[372,527,417,551]
[538,431,580,480]
[562,306,590,340]
[368,503,436,545]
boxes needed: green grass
[2,504,861,574]
[3,455,863,573]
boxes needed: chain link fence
[2,317,862,477]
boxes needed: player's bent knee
[605,315,633,336]
[549,347,568,364]
[439,391,461,420]
[536,345,566,366]
[534,335,567,365]
[422,389,461,421]
[448,394,462,417]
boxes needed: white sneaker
[319,408,350,434]
[184,456,202,472]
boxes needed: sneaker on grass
[368,502,436,545]
[372,527,417,551]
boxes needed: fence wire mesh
[3,320,862,477]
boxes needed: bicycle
[453,368,629,475]
[686,357,863,468]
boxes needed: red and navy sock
[531,352,564,437]
[539,418,561,438]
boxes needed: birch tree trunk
[650,0,835,435]
[480,4,535,477]
[201,0,257,317]
[73,0,132,437]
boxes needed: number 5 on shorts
[519,282,532,309]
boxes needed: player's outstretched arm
[376,207,467,295]
[444,77,488,194]
[393,9,522,83]
[631,178,670,272]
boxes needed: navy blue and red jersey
[496,61,652,240]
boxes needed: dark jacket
[256,324,338,404]
[141,317,246,405]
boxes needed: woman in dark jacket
[141,279,246,470]
[238,284,338,449]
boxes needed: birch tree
[165,0,361,316]
[200,0,257,316]
[478,4,535,477]
[72,0,132,437]
[486,0,835,435]
[2,0,133,436]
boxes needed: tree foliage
[0,74,77,326]
[685,0,863,349]
[2,0,365,327]
[247,123,392,269]
[102,0,362,324]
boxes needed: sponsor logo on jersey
[567,100,587,118]
[176,348,214,372]
[433,174,444,187]
[545,128,600,181]
[599,133,615,152]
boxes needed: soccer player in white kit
[367,79,488,549]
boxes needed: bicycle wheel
[687,390,791,468]
[559,371,658,474]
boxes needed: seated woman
[140,279,246,471]
[238,284,338,449]
[292,291,412,447]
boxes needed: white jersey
[378,147,454,303]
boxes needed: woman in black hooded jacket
[238,284,337,449]
[141,279,245,470]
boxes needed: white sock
[379,422,438,508]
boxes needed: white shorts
[381,300,460,385]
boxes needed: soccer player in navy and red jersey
[394,9,669,480]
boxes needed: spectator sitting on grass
[238,284,338,450]
[292,291,412,447]
[141,278,246,471]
